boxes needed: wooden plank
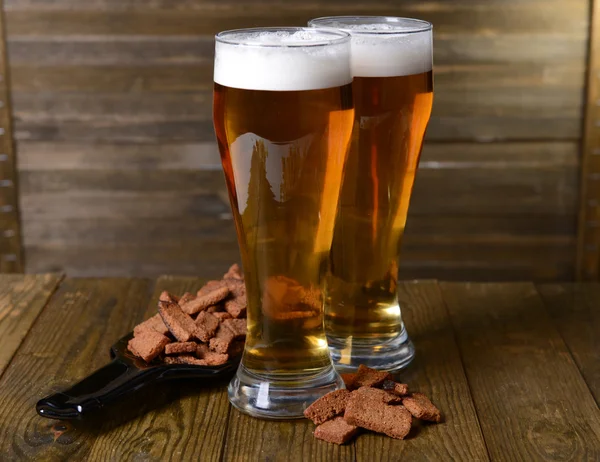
[420,141,579,168]
[22,217,237,247]
[354,281,489,461]
[440,283,600,460]
[20,238,573,281]
[11,93,212,121]
[399,262,574,283]
[399,242,575,281]
[1,0,587,8]
[19,191,231,221]
[15,138,577,280]
[19,213,575,281]
[20,214,576,248]
[86,276,231,461]
[17,165,577,216]
[9,86,582,142]
[13,115,581,143]
[9,62,584,93]
[402,234,576,280]
[24,244,241,278]
[406,214,576,238]
[0,273,62,376]
[3,1,588,36]
[426,115,580,142]
[0,0,23,272]
[577,0,600,280]
[10,85,582,120]
[17,142,222,171]
[19,170,226,195]
[433,85,582,118]
[411,167,578,215]
[0,277,152,460]
[18,187,575,228]
[6,35,585,67]
[16,141,577,172]
[13,119,215,144]
[14,138,577,280]
[223,409,355,461]
[11,65,216,93]
[11,92,213,143]
[536,284,600,404]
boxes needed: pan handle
[36,358,165,420]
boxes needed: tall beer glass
[309,17,433,372]
[213,27,354,418]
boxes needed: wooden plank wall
[3,0,589,280]
[578,0,600,280]
[0,0,22,272]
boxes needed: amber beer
[213,28,353,418]
[309,17,434,371]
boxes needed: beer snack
[313,417,359,445]
[402,392,442,422]
[165,342,198,355]
[133,313,169,337]
[127,330,170,363]
[382,379,409,396]
[126,264,247,366]
[158,300,199,342]
[307,365,442,445]
[180,286,230,315]
[304,389,352,425]
[344,388,413,440]
[352,364,392,388]
[340,373,356,390]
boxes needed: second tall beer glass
[309,17,434,371]
[213,28,354,418]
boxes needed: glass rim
[308,16,433,35]
[215,26,351,48]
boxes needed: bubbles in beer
[214,29,352,91]
[309,18,433,78]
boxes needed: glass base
[327,326,416,373]
[228,364,344,420]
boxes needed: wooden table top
[0,275,598,461]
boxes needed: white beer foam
[310,20,433,78]
[214,30,352,91]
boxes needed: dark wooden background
[0,0,591,280]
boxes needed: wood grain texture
[8,63,584,93]
[16,167,576,216]
[224,409,354,462]
[4,0,588,279]
[20,215,576,248]
[16,140,578,215]
[2,1,588,36]
[6,35,585,67]
[11,83,580,115]
[536,283,600,405]
[16,139,577,279]
[440,282,600,461]
[0,273,61,375]
[23,244,241,278]
[22,241,573,282]
[86,276,232,461]
[17,141,577,171]
[0,0,23,272]
[354,281,489,461]
[577,0,600,280]
[19,217,574,281]
[0,277,152,460]
[9,88,583,143]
